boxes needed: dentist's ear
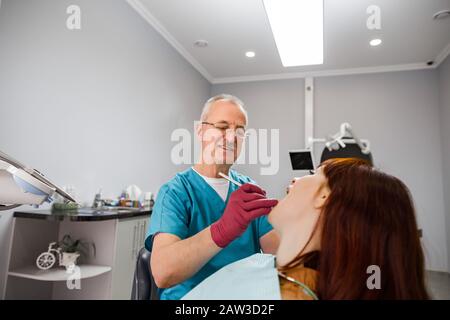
[195,121,204,141]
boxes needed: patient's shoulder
[279,267,319,300]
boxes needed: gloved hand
[210,183,278,248]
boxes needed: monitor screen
[289,150,315,171]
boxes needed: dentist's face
[269,166,330,235]
[199,101,247,165]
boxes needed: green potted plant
[58,235,96,268]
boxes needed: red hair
[283,158,429,299]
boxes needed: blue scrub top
[145,167,274,300]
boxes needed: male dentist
[145,94,279,300]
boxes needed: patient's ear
[314,185,330,209]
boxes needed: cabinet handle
[137,221,144,255]
[140,220,146,245]
[132,223,138,260]
[137,221,142,250]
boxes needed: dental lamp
[303,122,373,166]
[308,122,370,154]
[324,123,370,154]
[0,149,76,211]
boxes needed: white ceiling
[128,0,450,83]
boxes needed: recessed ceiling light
[194,40,208,48]
[245,51,256,58]
[433,9,450,20]
[370,39,382,46]
[263,0,323,67]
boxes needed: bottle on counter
[143,192,154,211]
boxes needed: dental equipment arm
[0,149,76,211]
[323,123,370,154]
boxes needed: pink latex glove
[210,183,278,248]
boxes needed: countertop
[13,207,152,221]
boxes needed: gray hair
[200,94,248,124]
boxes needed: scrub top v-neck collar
[190,167,237,205]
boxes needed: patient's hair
[283,158,429,300]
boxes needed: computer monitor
[289,149,315,171]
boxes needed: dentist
[145,94,279,300]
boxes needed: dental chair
[131,247,160,300]
[320,142,373,165]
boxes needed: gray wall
[0,0,210,295]
[439,56,450,273]
[213,79,305,201]
[212,69,448,272]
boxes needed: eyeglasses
[201,122,248,139]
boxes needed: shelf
[8,265,112,282]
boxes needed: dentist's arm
[151,227,220,289]
[151,184,278,288]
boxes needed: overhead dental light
[263,0,324,67]
[323,123,370,154]
[305,123,373,166]
[0,149,76,211]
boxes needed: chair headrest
[320,143,373,166]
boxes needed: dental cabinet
[2,208,151,300]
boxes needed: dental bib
[182,253,281,300]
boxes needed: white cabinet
[2,213,150,300]
[111,217,148,299]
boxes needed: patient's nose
[286,177,300,194]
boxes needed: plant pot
[61,252,80,269]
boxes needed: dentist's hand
[210,183,278,248]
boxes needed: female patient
[183,158,429,300]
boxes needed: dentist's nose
[225,129,237,143]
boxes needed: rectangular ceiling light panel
[263,0,324,67]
